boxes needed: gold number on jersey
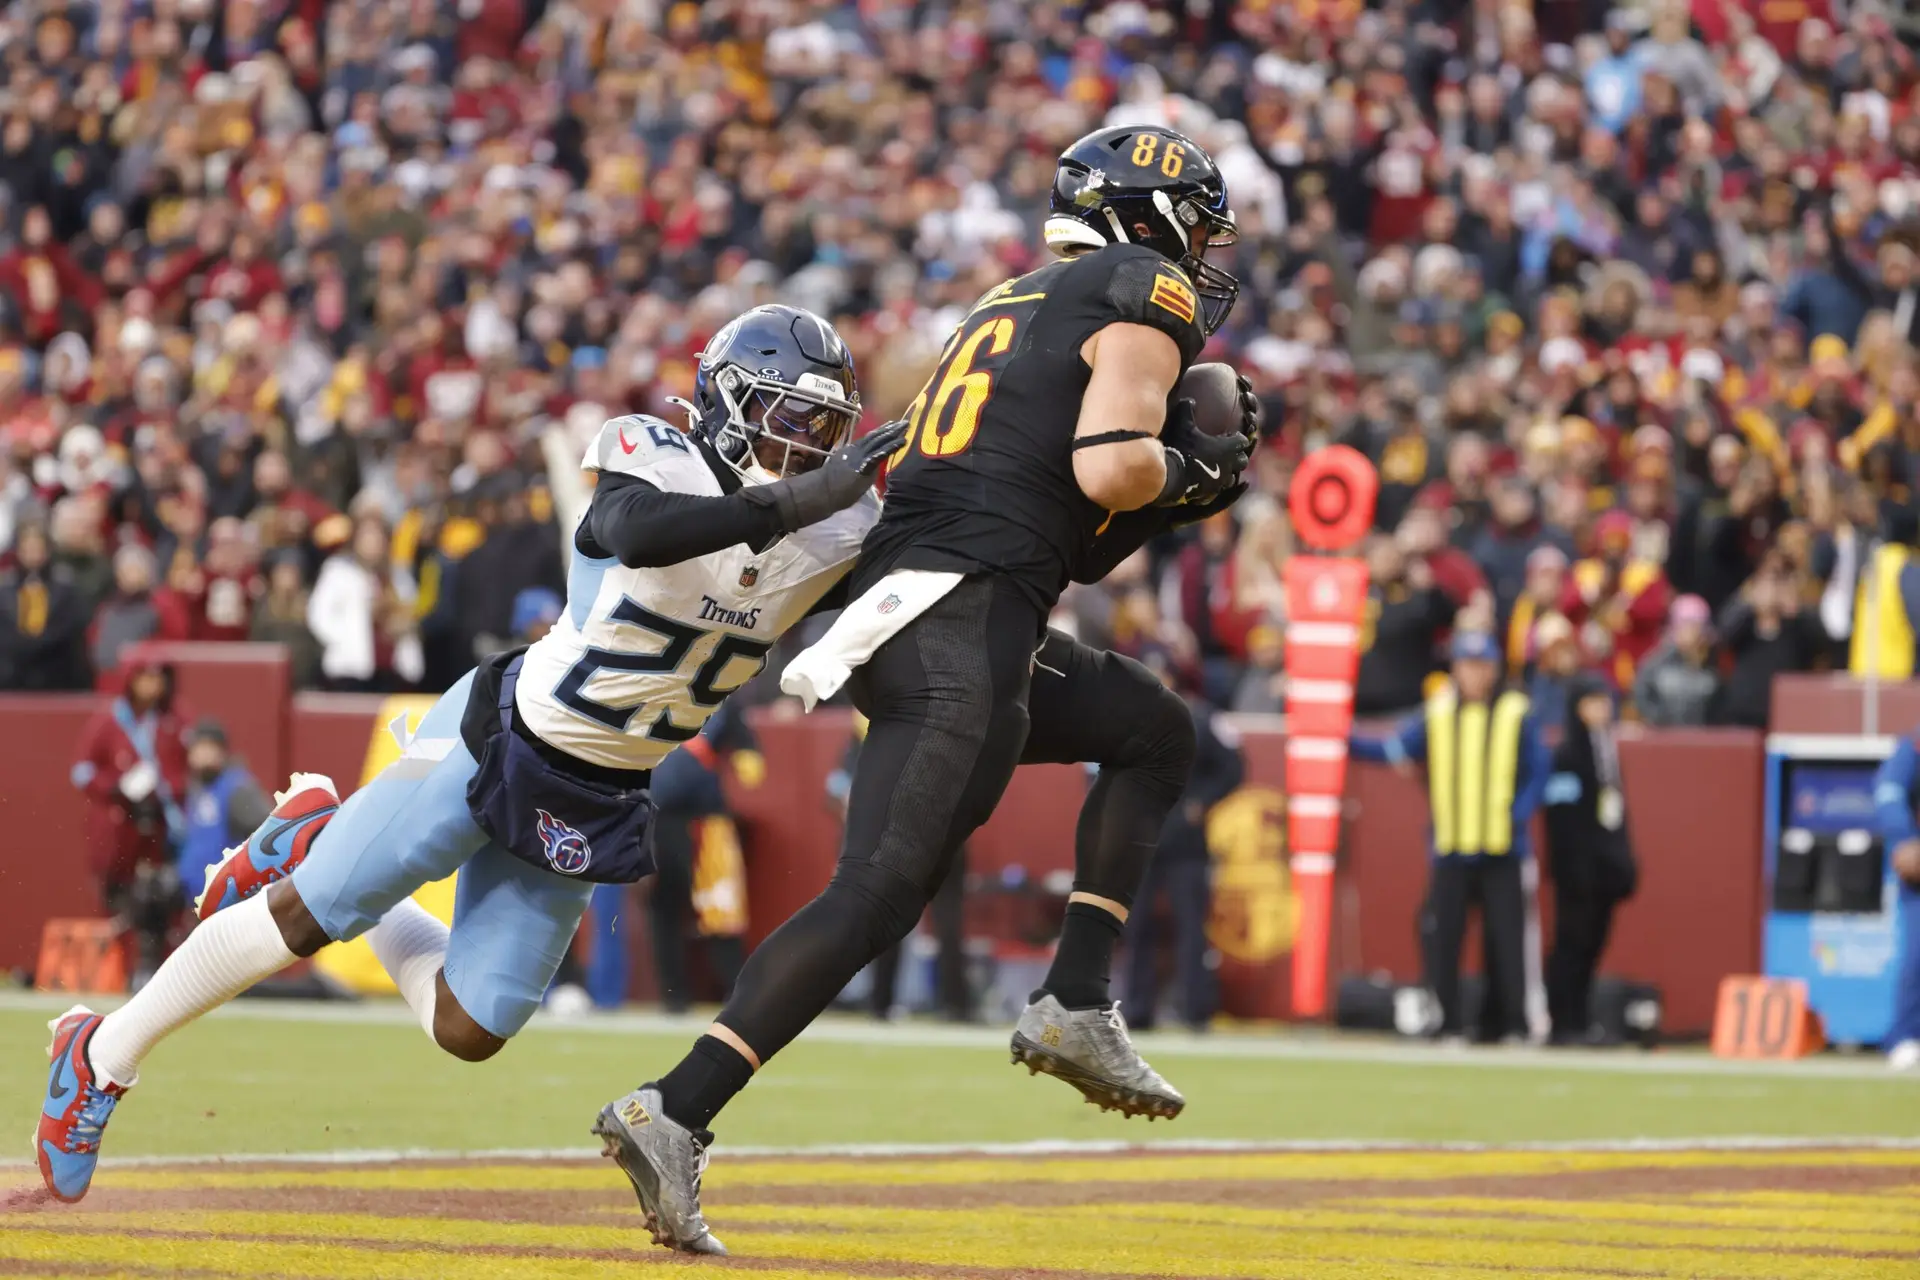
[897,316,1017,460]
[1131,134,1185,178]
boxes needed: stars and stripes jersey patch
[1148,271,1198,325]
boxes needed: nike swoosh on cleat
[252,809,331,871]
[43,1049,77,1118]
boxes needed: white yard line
[0,989,1906,1080]
[5,1134,1920,1173]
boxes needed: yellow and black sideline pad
[4,1144,1918,1278]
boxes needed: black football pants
[1424,854,1527,1040]
[1546,888,1617,1040]
[715,574,1195,1062]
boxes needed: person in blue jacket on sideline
[1868,735,1920,1069]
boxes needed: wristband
[1154,446,1189,506]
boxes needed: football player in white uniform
[34,306,905,1213]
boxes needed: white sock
[89,893,295,1086]
[365,899,448,1043]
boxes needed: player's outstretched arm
[581,474,786,569]
[1072,322,1181,512]
[584,421,905,569]
[739,418,907,532]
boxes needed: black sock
[1042,901,1125,1010]
[652,1035,754,1132]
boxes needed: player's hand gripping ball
[1177,362,1260,442]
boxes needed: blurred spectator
[1543,675,1638,1046]
[1718,560,1825,728]
[1525,611,1586,730]
[175,719,270,916]
[72,651,187,983]
[1833,508,1920,681]
[91,544,190,678]
[1398,495,1492,632]
[308,515,422,692]
[1354,534,1454,717]
[1564,511,1672,691]
[1475,477,1573,627]
[0,0,1915,748]
[1503,546,1571,673]
[1635,595,1724,726]
[1125,661,1242,1033]
[444,477,564,663]
[0,521,92,690]
[250,551,322,689]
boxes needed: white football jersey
[516,414,878,771]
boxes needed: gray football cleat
[1010,993,1185,1120]
[591,1087,726,1255]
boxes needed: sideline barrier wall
[0,669,1767,1034]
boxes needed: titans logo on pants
[535,809,593,876]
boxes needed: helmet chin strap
[665,396,700,430]
[1151,189,1191,253]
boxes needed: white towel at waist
[780,569,965,711]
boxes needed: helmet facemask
[709,366,860,482]
[1156,189,1240,336]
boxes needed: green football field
[3,992,1916,1157]
[9,993,1920,1280]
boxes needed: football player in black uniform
[596,125,1259,1252]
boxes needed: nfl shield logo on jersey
[535,809,593,876]
[739,564,759,588]
[877,593,901,615]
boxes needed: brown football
[1177,362,1251,437]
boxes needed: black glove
[1169,480,1249,528]
[743,418,910,532]
[1155,399,1254,506]
[1233,373,1261,441]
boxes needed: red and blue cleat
[36,1006,129,1203]
[194,773,339,922]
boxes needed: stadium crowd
[0,0,1917,737]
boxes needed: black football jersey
[853,242,1208,614]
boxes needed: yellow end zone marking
[1091,1199,1920,1256]
[48,1202,1909,1280]
[1350,1192,1920,1228]
[0,1230,880,1280]
[48,1149,1920,1280]
[100,1146,1920,1194]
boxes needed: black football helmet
[1045,124,1240,334]
[688,305,861,481]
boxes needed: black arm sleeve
[577,473,784,568]
[1072,506,1174,584]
